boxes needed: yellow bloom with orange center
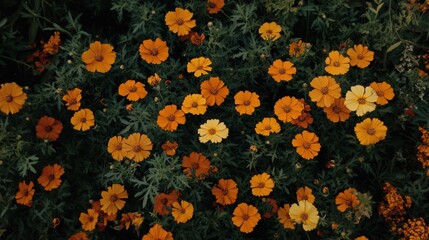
[100,184,128,215]
[0,82,27,115]
[234,91,260,115]
[157,104,186,132]
[296,186,315,203]
[171,200,194,223]
[292,130,321,160]
[325,50,350,75]
[274,96,304,123]
[258,22,282,41]
[370,81,395,105]
[277,204,295,229]
[181,94,207,115]
[232,203,261,233]
[62,88,82,111]
[81,41,116,73]
[255,117,281,136]
[70,108,95,131]
[139,38,169,64]
[289,200,320,231]
[200,77,229,106]
[308,76,341,108]
[123,133,153,162]
[118,80,148,101]
[268,60,297,82]
[187,57,212,77]
[347,44,374,69]
[198,119,229,143]
[344,85,378,116]
[165,8,196,36]
[354,118,387,145]
[250,172,275,197]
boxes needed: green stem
[0,55,33,69]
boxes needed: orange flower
[370,81,395,105]
[277,204,295,229]
[255,117,281,136]
[207,0,225,14]
[182,152,211,178]
[250,172,275,197]
[123,133,153,162]
[354,118,387,145]
[165,8,196,36]
[157,104,186,132]
[43,31,61,55]
[181,94,207,115]
[268,59,297,82]
[37,163,65,191]
[139,38,169,64]
[148,73,161,86]
[35,116,63,141]
[171,200,194,223]
[355,236,369,240]
[68,232,89,240]
[234,91,260,115]
[79,209,99,231]
[142,224,173,240]
[325,50,350,75]
[323,98,351,123]
[200,77,229,106]
[258,22,282,41]
[296,186,315,203]
[70,108,95,131]
[292,130,321,160]
[100,184,128,215]
[107,136,127,161]
[291,112,314,129]
[274,96,304,123]
[232,203,261,233]
[211,178,238,205]
[190,32,205,45]
[162,140,178,156]
[347,44,374,69]
[91,200,117,230]
[153,190,180,216]
[289,40,306,57]
[81,41,116,73]
[335,188,360,212]
[308,76,341,107]
[187,57,212,77]
[263,198,279,219]
[118,80,148,101]
[15,180,35,207]
[62,88,82,111]
[120,212,144,230]
[0,82,27,115]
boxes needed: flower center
[266,30,273,35]
[303,142,311,149]
[243,100,250,106]
[69,98,77,105]
[208,128,216,135]
[357,54,364,60]
[283,106,291,113]
[257,182,265,188]
[295,47,302,53]
[95,55,104,62]
[80,117,87,123]
[88,216,94,222]
[128,86,137,93]
[115,143,122,151]
[22,189,29,196]
[5,95,13,102]
[302,195,308,200]
[321,87,329,95]
[150,48,158,56]
[48,174,55,181]
[208,1,216,8]
[264,125,271,130]
[278,68,286,74]
[210,88,218,95]
[376,90,384,97]
[167,115,176,122]
[332,105,342,113]
[192,102,198,108]
[180,208,186,214]
[191,162,200,169]
[242,214,250,221]
[196,65,203,70]
[333,61,340,67]
[221,188,229,195]
[345,199,352,206]
[298,115,306,122]
[366,128,375,135]
[161,198,168,205]
[358,98,366,104]
[110,194,118,202]
[301,213,308,221]
[176,19,184,25]
[44,125,53,132]
[133,145,142,152]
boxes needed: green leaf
[386,41,402,53]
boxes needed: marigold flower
[344,85,378,116]
[153,190,180,216]
[91,200,117,230]
[148,73,161,86]
[250,172,275,197]
[323,98,351,122]
[258,22,282,41]
[35,116,63,141]
[207,0,225,14]
[15,180,35,207]
[162,140,178,156]
[397,218,429,240]
[263,198,279,219]
[142,224,173,240]
[277,204,295,229]
[81,41,116,73]
[187,57,212,77]
[370,81,395,105]
[107,136,127,161]
[182,152,211,179]
[234,91,260,115]
[255,117,281,136]
[308,76,341,107]
[347,44,374,69]
[123,133,153,162]
[0,82,27,115]
[190,32,205,45]
[79,209,99,231]
[335,188,360,212]
[211,178,238,205]
[296,186,315,203]
[157,104,186,132]
[200,77,229,106]
[100,184,128,215]
[120,212,144,230]
[232,203,261,233]
[291,112,314,129]
[354,118,387,145]
[289,200,320,231]
[43,31,61,55]
[118,80,148,101]
[325,50,350,75]
[62,88,82,111]
[70,108,95,131]
[378,182,412,226]
[139,38,169,64]
[274,96,304,123]
[165,8,196,36]
[181,94,207,115]
[171,200,194,223]
[198,119,229,143]
[37,163,65,191]
[289,40,306,57]
[68,232,89,240]
[292,130,321,160]
[268,59,297,82]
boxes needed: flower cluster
[378,182,413,230]
[417,127,429,175]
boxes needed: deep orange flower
[274,96,304,123]
[91,200,117,231]
[211,178,238,205]
[250,172,275,197]
[354,118,387,145]
[15,180,35,207]
[35,116,63,141]
[268,59,297,82]
[255,117,281,136]
[258,22,282,41]
[347,44,374,69]
[207,0,225,14]
[148,73,161,86]
[139,38,169,64]
[277,204,295,229]
[335,188,360,212]
[43,31,61,55]
[142,224,173,240]
[182,152,211,178]
[291,112,314,129]
[81,41,116,73]
[68,232,89,240]
[190,32,205,45]
[70,108,95,131]
[263,198,279,219]
[79,209,99,231]
[62,88,82,111]
[171,200,194,223]
[0,82,27,115]
[123,133,153,162]
[157,104,186,132]
[323,98,351,123]
[232,203,261,233]
[289,40,306,57]
[153,190,180,216]
[187,57,212,77]
[165,8,196,36]
[181,94,207,115]
[234,91,261,115]
[370,81,395,105]
[200,77,229,106]
[37,163,65,191]
[292,131,321,160]
[296,186,315,203]
[325,50,350,75]
[162,140,178,156]
[308,76,341,107]
[107,136,127,161]
[100,184,128,215]
[118,80,148,101]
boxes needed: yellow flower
[354,118,387,145]
[187,57,212,77]
[347,44,374,69]
[344,85,378,116]
[0,82,27,115]
[198,119,228,143]
[258,22,282,41]
[324,50,350,75]
[165,8,196,36]
[288,200,320,231]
